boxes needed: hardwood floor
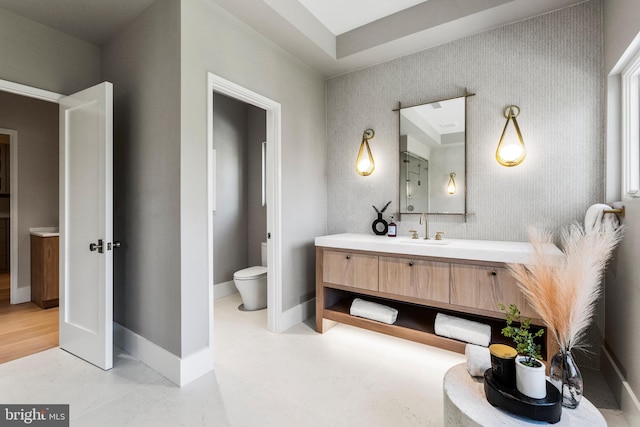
[0,273,59,364]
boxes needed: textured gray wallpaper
[326,1,604,366]
[327,1,603,241]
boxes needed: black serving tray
[484,369,562,424]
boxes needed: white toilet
[233,242,268,311]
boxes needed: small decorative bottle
[388,216,397,237]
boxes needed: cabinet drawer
[379,256,449,303]
[450,264,536,318]
[322,250,378,291]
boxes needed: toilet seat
[234,266,267,280]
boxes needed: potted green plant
[499,303,546,399]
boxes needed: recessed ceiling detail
[298,0,428,35]
[0,0,588,76]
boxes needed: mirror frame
[395,90,474,219]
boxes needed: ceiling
[0,0,587,77]
[0,0,157,46]
[298,0,427,35]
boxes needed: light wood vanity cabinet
[449,264,537,319]
[379,256,449,303]
[316,244,554,364]
[322,250,378,291]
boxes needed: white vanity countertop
[29,227,60,238]
[315,233,562,264]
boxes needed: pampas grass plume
[508,224,622,351]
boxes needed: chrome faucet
[420,213,429,239]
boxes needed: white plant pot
[515,356,547,399]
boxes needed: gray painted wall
[603,0,640,418]
[102,0,182,356]
[0,8,100,95]
[0,92,58,291]
[326,2,604,366]
[180,0,326,354]
[101,0,326,357]
[212,93,249,284]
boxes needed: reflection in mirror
[399,95,466,214]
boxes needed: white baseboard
[214,280,237,299]
[114,322,213,387]
[10,286,30,304]
[601,345,640,426]
[278,298,315,333]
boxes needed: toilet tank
[261,241,267,267]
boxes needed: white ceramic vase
[515,356,547,399]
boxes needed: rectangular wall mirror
[399,95,466,215]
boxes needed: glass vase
[549,349,583,408]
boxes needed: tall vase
[549,349,583,408]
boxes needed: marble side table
[443,363,606,426]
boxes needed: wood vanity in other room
[316,233,562,365]
[0,217,9,273]
[30,227,59,308]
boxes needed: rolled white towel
[465,344,491,377]
[434,313,491,347]
[585,203,620,234]
[350,298,398,325]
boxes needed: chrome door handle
[89,239,104,253]
[106,241,121,251]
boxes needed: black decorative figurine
[372,201,392,235]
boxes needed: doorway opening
[211,92,267,310]
[207,73,282,334]
[0,85,61,363]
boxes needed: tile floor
[0,293,629,426]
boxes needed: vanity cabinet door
[379,256,449,303]
[450,264,536,318]
[322,250,378,291]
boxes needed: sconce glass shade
[356,129,375,176]
[496,105,526,167]
[447,173,457,194]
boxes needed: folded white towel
[434,313,491,347]
[585,203,620,234]
[350,298,398,325]
[465,344,491,377]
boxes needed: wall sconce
[496,105,526,167]
[355,129,375,176]
[447,173,457,194]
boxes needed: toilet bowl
[234,242,267,311]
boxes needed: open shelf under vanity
[321,287,547,357]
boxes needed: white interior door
[59,82,113,370]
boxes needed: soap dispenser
[388,216,397,237]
